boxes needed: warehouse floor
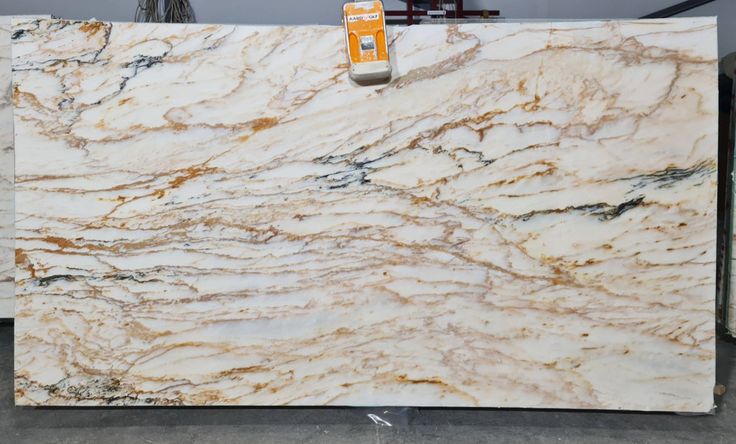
[1,323,735,443]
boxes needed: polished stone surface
[0,16,47,319]
[12,18,718,410]
[1,323,735,443]
[0,17,12,319]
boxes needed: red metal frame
[385,1,500,25]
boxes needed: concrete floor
[1,323,735,443]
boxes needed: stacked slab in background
[0,17,13,318]
[12,18,718,410]
[0,16,48,319]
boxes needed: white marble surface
[0,17,13,319]
[0,16,47,319]
[12,18,718,410]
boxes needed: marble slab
[0,17,13,319]
[13,18,718,410]
[0,16,48,319]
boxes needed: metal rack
[385,0,500,25]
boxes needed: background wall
[0,0,733,58]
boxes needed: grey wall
[0,0,131,22]
[0,0,733,57]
